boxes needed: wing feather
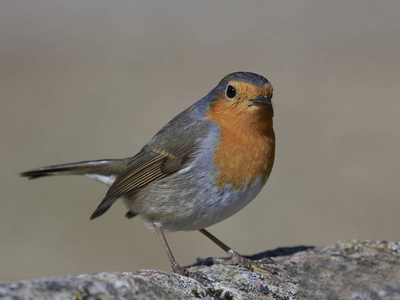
[90,149,187,219]
[90,105,214,220]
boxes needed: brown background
[1,1,399,282]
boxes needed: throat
[214,123,275,190]
[206,102,275,190]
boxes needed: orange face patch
[206,82,275,190]
[228,81,273,103]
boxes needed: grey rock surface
[1,240,399,299]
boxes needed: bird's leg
[154,224,211,285]
[199,228,275,271]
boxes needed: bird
[21,72,275,284]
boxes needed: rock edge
[1,240,399,299]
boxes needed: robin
[21,72,275,284]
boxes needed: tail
[20,158,130,181]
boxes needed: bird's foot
[172,262,212,286]
[210,250,279,274]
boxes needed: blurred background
[1,0,399,282]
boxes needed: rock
[1,240,399,299]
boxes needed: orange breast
[206,97,275,190]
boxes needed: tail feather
[20,158,129,179]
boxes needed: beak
[250,95,271,105]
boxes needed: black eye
[226,85,236,99]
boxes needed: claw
[209,251,279,275]
[172,263,212,286]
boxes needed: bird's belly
[122,125,273,232]
[124,172,266,232]
[180,175,266,231]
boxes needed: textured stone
[1,240,399,299]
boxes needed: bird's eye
[226,85,236,99]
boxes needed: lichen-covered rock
[1,240,399,299]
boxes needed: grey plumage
[20,72,273,233]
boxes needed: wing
[90,147,191,219]
[90,102,214,219]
